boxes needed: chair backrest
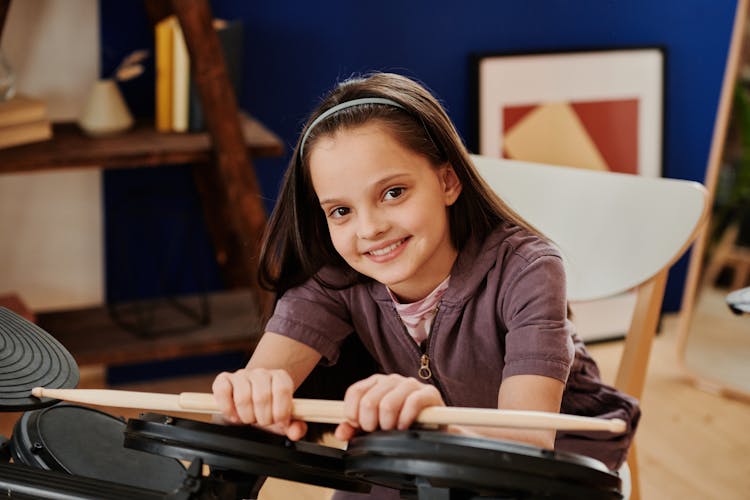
[471,155,709,399]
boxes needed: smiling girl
[212,73,639,489]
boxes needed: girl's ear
[441,164,462,206]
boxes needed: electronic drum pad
[0,307,79,411]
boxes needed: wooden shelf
[36,290,263,366]
[0,0,281,298]
[0,114,284,174]
[0,0,278,370]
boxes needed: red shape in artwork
[571,99,639,174]
[503,104,538,133]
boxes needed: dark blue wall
[100,1,739,311]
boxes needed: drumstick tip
[610,418,627,433]
[30,387,44,398]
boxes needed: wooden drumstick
[30,387,626,433]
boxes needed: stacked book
[155,16,243,133]
[0,95,52,149]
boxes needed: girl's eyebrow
[318,173,410,206]
[318,196,342,207]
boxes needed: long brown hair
[259,72,538,296]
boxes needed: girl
[212,73,639,480]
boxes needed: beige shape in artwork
[504,102,608,171]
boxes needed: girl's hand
[212,367,308,441]
[335,374,444,441]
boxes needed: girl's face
[309,122,462,302]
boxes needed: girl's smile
[309,122,462,302]
[365,237,409,260]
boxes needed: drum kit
[0,306,625,499]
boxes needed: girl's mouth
[367,237,409,258]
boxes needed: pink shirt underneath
[387,276,450,344]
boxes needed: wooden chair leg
[627,440,641,500]
[703,223,740,288]
[732,259,750,290]
[615,270,668,399]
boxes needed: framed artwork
[474,47,664,177]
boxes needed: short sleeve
[500,253,575,382]
[265,277,353,365]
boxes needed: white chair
[472,155,709,500]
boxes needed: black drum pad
[345,430,622,499]
[125,413,371,493]
[11,405,186,493]
[0,307,79,411]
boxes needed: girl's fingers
[215,370,443,440]
[397,385,444,430]
[212,372,241,423]
[377,380,423,430]
[342,376,379,426]
[334,421,358,441]
[271,370,295,427]
[230,372,256,424]
[212,368,297,428]
[259,418,307,441]
[344,374,437,433]
[356,380,399,432]
[346,374,405,432]
[286,420,308,441]
[247,369,273,426]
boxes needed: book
[154,15,175,132]
[188,19,244,132]
[0,94,48,128]
[0,119,52,150]
[171,20,190,133]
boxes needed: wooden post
[169,0,274,316]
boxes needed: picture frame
[473,47,665,177]
[472,47,665,343]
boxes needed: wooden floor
[1,312,749,499]
[682,286,750,396]
[588,314,750,500]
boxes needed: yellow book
[0,119,52,150]
[155,16,175,132]
[0,95,48,128]
[171,20,190,133]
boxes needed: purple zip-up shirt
[267,221,639,472]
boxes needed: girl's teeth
[370,241,401,256]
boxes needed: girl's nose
[356,209,388,239]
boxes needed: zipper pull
[418,354,432,380]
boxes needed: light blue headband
[299,97,405,158]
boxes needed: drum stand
[163,459,263,500]
[413,479,485,500]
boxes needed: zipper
[418,351,432,380]
[392,304,448,402]
[417,308,436,382]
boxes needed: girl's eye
[329,207,350,219]
[384,187,405,200]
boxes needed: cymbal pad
[0,307,79,411]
